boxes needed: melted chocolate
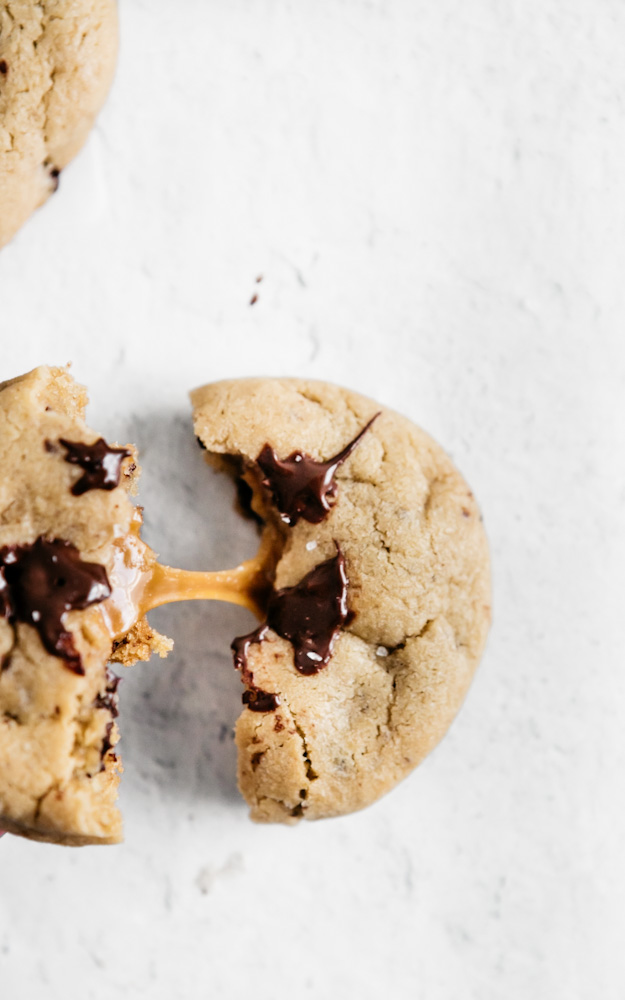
[267,548,352,674]
[0,537,111,675]
[56,438,131,496]
[256,414,379,525]
[232,626,279,712]
[232,548,352,710]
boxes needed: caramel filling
[99,514,271,641]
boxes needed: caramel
[99,514,270,641]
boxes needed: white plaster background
[0,0,624,997]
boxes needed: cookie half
[192,378,491,823]
[0,366,170,845]
[0,0,118,249]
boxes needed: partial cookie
[192,378,491,823]
[0,366,170,845]
[0,0,118,249]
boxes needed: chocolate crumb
[0,61,8,75]
[49,166,60,191]
[250,293,258,306]
[462,507,471,517]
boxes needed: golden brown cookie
[0,366,170,845]
[191,378,491,823]
[0,0,118,248]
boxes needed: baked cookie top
[0,366,170,845]
[192,378,491,823]
[0,0,118,248]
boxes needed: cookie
[0,366,171,845]
[191,378,491,823]
[0,0,118,249]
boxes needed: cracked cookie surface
[0,0,118,248]
[192,378,491,823]
[0,366,170,845]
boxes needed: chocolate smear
[0,537,111,675]
[232,547,352,710]
[256,413,379,525]
[57,437,131,496]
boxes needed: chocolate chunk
[256,414,379,525]
[242,686,279,713]
[232,547,352,710]
[101,720,115,758]
[56,437,131,496]
[94,667,122,717]
[235,476,264,526]
[0,537,111,675]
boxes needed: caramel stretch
[100,516,270,640]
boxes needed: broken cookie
[192,378,491,824]
[0,0,118,248]
[0,368,491,842]
[0,366,275,845]
[0,366,172,844]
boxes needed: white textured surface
[1,1,624,997]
